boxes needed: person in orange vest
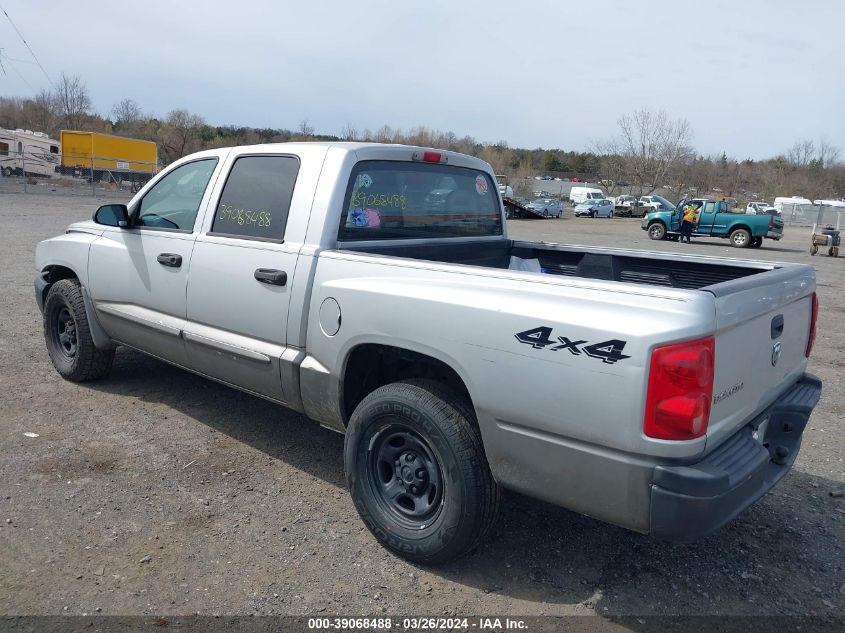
[680,203,698,243]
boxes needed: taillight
[806,292,819,357]
[644,336,715,441]
[768,216,774,228]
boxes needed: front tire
[647,222,666,240]
[344,380,499,564]
[730,229,751,248]
[43,279,114,382]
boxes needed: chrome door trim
[182,331,271,364]
[95,302,183,337]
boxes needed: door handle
[157,253,182,268]
[254,268,287,286]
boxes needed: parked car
[746,201,776,215]
[526,198,562,218]
[638,196,669,213]
[643,198,784,247]
[35,142,820,565]
[614,195,648,218]
[575,198,614,217]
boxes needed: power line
[4,54,36,65]
[1,52,38,92]
[0,3,52,86]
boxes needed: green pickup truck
[641,198,784,248]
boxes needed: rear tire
[43,279,114,382]
[830,246,839,257]
[730,229,751,248]
[344,380,499,564]
[647,222,666,240]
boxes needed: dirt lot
[1,193,843,620]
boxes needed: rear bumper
[766,230,783,240]
[650,373,821,541]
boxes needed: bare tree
[374,125,394,143]
[159,109,206,163]
[53,73,92,130]
[340,121,358,141]
[297,117,315,138]
[615,109,693,195]
[787,139,816,167]
[28,90,61,136]
[112,99,142,127]
[592,138,627,196]
[816,140,840,168]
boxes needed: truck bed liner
[344,240,768,291]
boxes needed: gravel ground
[0,193,842,620]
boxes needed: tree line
[1,73,842,202]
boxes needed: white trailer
[0,128,60,177]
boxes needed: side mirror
[94,204,130,228]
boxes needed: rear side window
[338,160,502,241]
[211,155,299,241]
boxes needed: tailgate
[705,265,815,451]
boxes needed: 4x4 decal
[515,326,631,364]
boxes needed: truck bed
[342,239,772,291]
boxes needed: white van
[569,186,604,205]
[774,196,813,223]
[773,196,812,213]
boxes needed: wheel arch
[38,264,80,306]
[39,264,112,350]
[340,342,475,428]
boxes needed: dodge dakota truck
[35,143,821,564]
[642,198,784,247]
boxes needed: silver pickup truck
[35,143,822,564]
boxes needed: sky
[1,0,843,159]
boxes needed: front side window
[211,155,299,241]
[136,159,217,231]
[338,160,501,241]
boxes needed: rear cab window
[338,160,502,241]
